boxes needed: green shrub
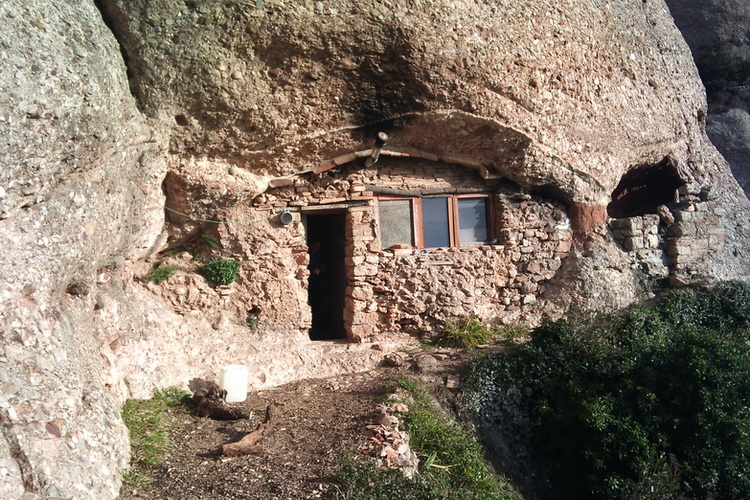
[202,258,240,285]
[147,265,179,284]
[465,281,750,500]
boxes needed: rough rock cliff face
[664,0,750,195]
[106,0,707,192]
[0,1,166,497]
[2,0,750,498]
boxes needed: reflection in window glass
[458,198,488,244]
[379,199,414,248]
[422,197,450,247]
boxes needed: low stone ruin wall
[608,187,727,287]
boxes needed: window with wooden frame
[377,194,492,249]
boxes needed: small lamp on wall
[365,131,389,168]
[279,209,294,226]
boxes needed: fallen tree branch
[222,405,276,456]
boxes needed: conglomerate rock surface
[1,0,750,498]
[103,0,708,195]
[0,1,166,498]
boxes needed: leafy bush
[202,258,240,285]
[465,281,750,499]
[147,265,179,284]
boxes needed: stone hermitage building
[163,113,710,345]
[241,141,572,342]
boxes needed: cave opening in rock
[607,158,684,218]
[305,212,348,341]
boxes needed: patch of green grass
[121,386,190,474]
[147,265,179,284]
[202,258,241,286]
[437,316,494,347]
[396,379,518,498]
[121,470,152,490]
[435,316,527,348]
[335,377,520,499]
[335,454,430,500]
[492,325,529,343]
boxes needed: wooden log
[222,405,276,456]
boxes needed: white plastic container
[219,364,249,403]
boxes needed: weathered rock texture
[665,0,750,195]
[2,0,750,498]
[0,1,166,497]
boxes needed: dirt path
[122,369,394,500]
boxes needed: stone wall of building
[608,186,728,288]
[347,193,571,338]
[609,214,669,281]
[231,159,575,340]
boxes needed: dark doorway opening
[306,213,347,340]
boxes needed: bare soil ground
[121,368,401,500]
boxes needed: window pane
[379,200,414,248]
[422,197,450,247]
[458,198,488,244]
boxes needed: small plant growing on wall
[246,307,261,332]
[202,258,241,286]
[147,265,179,284]
[200,233,222,250]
